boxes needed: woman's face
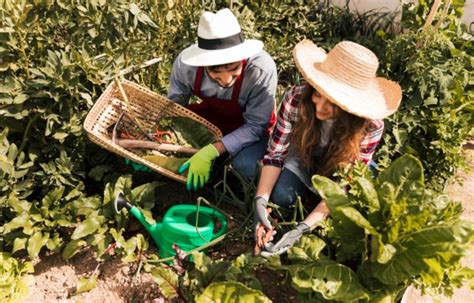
[311,89,340,120]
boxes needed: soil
[21,143,474,303]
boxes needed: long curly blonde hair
[291,84,369,177]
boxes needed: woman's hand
[260,222,310,257]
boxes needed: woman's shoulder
[283,84,306,102]
[366,119,384,135]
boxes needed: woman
[254,40,402,256]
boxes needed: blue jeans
[270,160,379,208]
[270,169,308,208]
[230,137,269,181]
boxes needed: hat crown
[319,41,379,89]
[198,8,241,39]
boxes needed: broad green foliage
[146,252,268,302]
[292,154,474,301]
[376,0,473,190]
[64,175,162,261]
[0,253,33,303]
[196,281,271,303]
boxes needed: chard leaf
[287,234,326,263]
[74,275,98,295]
[27,231,49,258]
[149,266,179,299]
[195,281,271,303]
[290,259,369,301]
[338,207,379,235]
[311,175,350,210]
[131,180,163,210]
[371,222,474,285]
[192,251,229,289]
[62,239,86,259]
[356,177,380,212]
[370,235,396,264]
[376,154,423,201]
[167,116,215,148]
[71,214,104,240]
[142,155,188,173]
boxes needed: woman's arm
[302,201,329,228]
[256,165,282,200]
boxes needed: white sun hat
[181,8,263,66]
[293,40,402,120]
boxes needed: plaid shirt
[262,85,384,168]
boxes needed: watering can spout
[114,192,133,213]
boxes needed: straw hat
[181,8,263,66]
[293,40,402,120]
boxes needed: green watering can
[114,192,228,258]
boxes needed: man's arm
[220,62,278,156]
[167,53,193,106]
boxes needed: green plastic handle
[211,210,228,239]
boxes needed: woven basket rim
[83,79,222,183]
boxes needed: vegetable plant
[266,154,474,301]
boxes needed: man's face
[205,61,243,88]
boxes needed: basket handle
[118,57,162,77]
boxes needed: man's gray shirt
[167,50,277,156]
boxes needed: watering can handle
[212,211,228,239]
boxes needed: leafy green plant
[266,154,474,301]
[145,251,269,302]
[1,185,77,259]
[64,175,163,261]
[375,0,473,190]
[0,253,33,303]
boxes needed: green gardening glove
[124,158,152,172]
[178,144,219,191]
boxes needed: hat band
[198,32,244,50]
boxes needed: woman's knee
[270,185,299,208]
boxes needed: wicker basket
[83,79,222,183]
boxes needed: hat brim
[181,40,263,66]
[293,40,402,120]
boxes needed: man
[167,8,277,191]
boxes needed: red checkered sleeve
[359,119,384,163]
[262,86,302,167]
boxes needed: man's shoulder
[246,50,277,75]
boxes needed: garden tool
[114,192,228,258]
[260,222,310,257]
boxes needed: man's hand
[178,144,219,191]
[260,222,310,257]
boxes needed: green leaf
[167,116,216,148]
[74,275,98,295]
[12,237,27,254]
[143,155,188,173]
[370,235,397,264]
[196,281,271,303]
[63,239,87,259]
[339,207,379,236]
[149,266,179,299]
[131,181,163,210]
[356,177,380,212]
[71,215,104,240]
[311,175,350,211]
[192,251,229,289]
[376,154,424,201]
[27,231,49,258]
[371,222,474,285]
[290,259,369,301]
[287,234,326,263]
